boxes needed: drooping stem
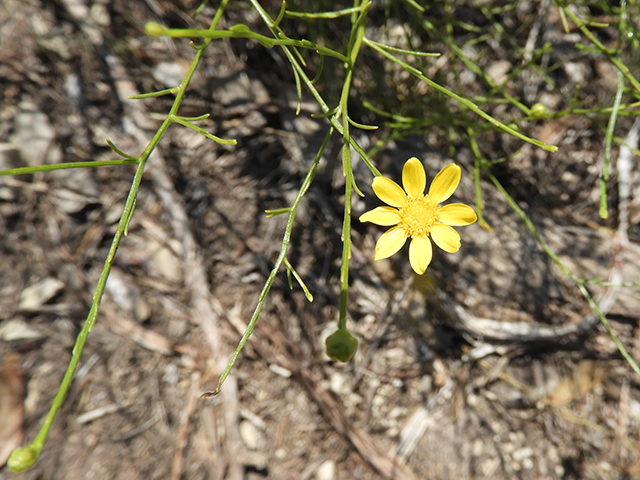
[204,128,333,396]
[7,1,231,472]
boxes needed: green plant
[5,0,640,473]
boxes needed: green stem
[0,159,138,177]
[600,71,625,219]
[577,285,640,379]
[560,3,640,93]
[248,0,381,178]
[205,128,333,396]
[419,18,530,115]
[150,24,349,63]
[7,1,231,472]
[467,128,492,231]
[25,148,151,464]
[337,1,368,331]
[285,6,362,18]
[485,167,640,381]
[363,37,559,153]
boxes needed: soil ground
[1,1,640,479]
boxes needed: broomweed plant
[5,0,640,472]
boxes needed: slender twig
[7,1,232,473]
[202,128,333,396]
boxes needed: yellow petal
[409,235,432,275]
[430,224,461,252]
[438,203,477,226]
[374,226,408,260]
[428,164,461,204]
[359,206,401,226]
[372,177,406,208]
[402,157,426,198]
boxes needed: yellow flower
[359,157,477,275]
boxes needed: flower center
[399,195,439,237]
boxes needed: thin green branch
[347,116,378,130]
[128,88,178,99]
[467,129,494,232]
[248,0,381,178]
[203,127,333,396]
[600,71,625,218]
[145,22,350,63]
[107,139,138,160]
[171,115,237,145]
[363,37,559,153]
[0,159,138,177]
[559,3,640,92]
[485,167,640,381]
[364,38,440,57]
[419,18,531,115]
[577,284,640,379]
[7,0,232,472]
[285,6,362,18]
[337,1,369,332]
[284,257,314,302]
[274,0,287,26]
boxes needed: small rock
[12,102,61,166]
[269,363,292,378]
[564,61,588,84]
[53,189,92,215]
[629,399,640,422]
[19,277,64,310]
[211,70,269,106]
[480,457,500,476]
[239,420,265,451]
[89,3,110,27]
[105,269,150,322]
[83,432,99,448]
[512,446,534,462]
[595,61,618,90]
[57,168,100,210]
[315,460,335,480]
[459,68,476,85]
[471,438,484,456]
[1,319,45,342]
[486,60,511,86]
[146,237,183,284]
[162,363,180,387]
[153,62,186,89]
[328,371,349,395]
[64,74,83,109]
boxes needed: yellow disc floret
[399,195,439,237]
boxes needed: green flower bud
[7,446,39,473]
[145,22,166,37]
[325,329,358,362]
[530,103,547,118]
